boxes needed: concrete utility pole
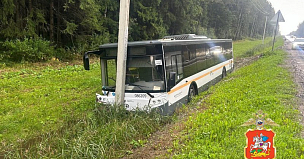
[262,16,267,44]
[115,0,130,105]
[272,11,280,51]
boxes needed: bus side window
[206,47,210,56]
[171,55,177,84]
[176,55,183,80]
[171,55,177,75]
[182,47,190,62]
[107,59,117,86]
[189,45,196,60]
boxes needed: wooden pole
[115,0,130,105]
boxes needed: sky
[267,0,304,35]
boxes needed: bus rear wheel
[188,84,197,103]
[222,67,227,79]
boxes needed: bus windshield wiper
[126,82,154,98]
[102,86,116,92]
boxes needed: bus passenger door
[171,55,183,84]
[168,54,186,104]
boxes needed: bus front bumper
[95,93,168,111]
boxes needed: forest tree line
[0,0,275,62]
[291,21,304,38]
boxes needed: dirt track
[284,41,304,137]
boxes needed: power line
[255,0,269,14]
[252,1,268,15]
[251,0,269,15]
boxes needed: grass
[0,62,169,158]
[0,37,291,158]
[171,38,304,158]
[2,105,168,158]
[0,64,101,142]
[233,37,273,58]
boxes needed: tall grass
[1,104,169,158]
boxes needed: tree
[129,0,166,41]
[0,0,276,58]
[295,22,304,38]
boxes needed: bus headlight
[96,93,104,103]
[149,99,163,107]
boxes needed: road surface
[284,40,304,137]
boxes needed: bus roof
[99,34,232,49]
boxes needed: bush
[1,37,54,62]
[74,33,110,53]
[53,34,110,62]
[53,47,77,61]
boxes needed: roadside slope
[122,38,285,158]
[171,50,304,158]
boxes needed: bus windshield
[125,55,164,92]
[103,55,165,92]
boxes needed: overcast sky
[267,0,304,35]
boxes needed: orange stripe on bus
[168,62,231,95]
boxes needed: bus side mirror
[168,72,176,90]
[83,53,90,70]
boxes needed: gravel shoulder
[283,41,304,137]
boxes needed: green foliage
[53,47,76,61]
[74,33,110,53]
[0,0,277,62]
[208,1,232,38]
[53,33,111,61]
[197,27,216,39]
[129,0,167,41]
[1,37,54,62]
[172,41,304,158]
[0,0,275,42]
[63,21,78,35]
